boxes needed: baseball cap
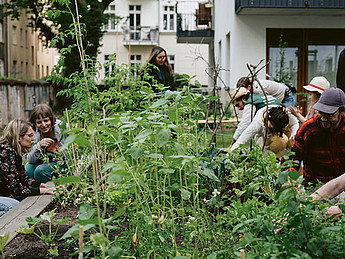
[230,88,250,103]
[303,76,330,94]
[313,88,345,114]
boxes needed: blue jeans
[25,162,58,183]
[282,88,296,107]
[0,197,19,217]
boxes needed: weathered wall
[0,80,55,127]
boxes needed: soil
[4,205,79,259]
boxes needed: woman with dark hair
[0,119,53,216]
[230,106,299,158]
[141,46,175,92]
[25,104,66,183]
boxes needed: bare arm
[310,173,345,201]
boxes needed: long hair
[146,46,173,74]
[0,119,32,156]
[29,104,56,131]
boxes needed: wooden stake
[78,225,83,259]
[240,249,245,259]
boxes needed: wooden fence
[0,79,56,127]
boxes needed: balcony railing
[236,0,345,14]
[122,26,159,45]
[176,0,214,44]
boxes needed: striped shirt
[292,114,345,185]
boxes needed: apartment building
[214,0,345,104]
[97,0,211,87]
[0,9,58,80]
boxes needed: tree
[1,0,113,77]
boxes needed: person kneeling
[230,106,299,158]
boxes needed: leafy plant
[17,209,70,257]
[0,232,9,259]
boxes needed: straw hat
[266,134,289,158]
[230,88,250,103]
[303,76,330,94]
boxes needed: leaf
[55,218,71,224]
[130,147,144,160]
[181,189,191,200]
[17,224,35,234]
[148,153,164,159]
[41,209,56,223]
[48,244,59,257]
[157,129,170,147]
[174,143,185,155]
[90,233,109,246]
[289,170,299,181]
[134,129,153,141]
[150,98,168,108]
[79,204,95,221]
[113,207,126,219]
[60,224,95,240]
[107,246,122,259]
[53,175,81,186]
[200,168,219,182]
[59,135,77,151]
[0,232,10,250]
[25,216,43,225]
[100,161,115,173]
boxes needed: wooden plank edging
[0,183,54,246]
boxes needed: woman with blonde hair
[141,46,175,92]
[0,119,53,216]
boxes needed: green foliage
[17,209,71,257]
[0,232,9,259]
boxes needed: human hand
[287,106,303,116]
[326,205,342,218]
[39,138,55,148]
[40,186,56,195]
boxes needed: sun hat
[312,88,345,114]
[230,88,250,103]
[303,76,330,94]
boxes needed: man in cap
[237,76,296,107]
[291,87,345,185]
[230,87,281,147]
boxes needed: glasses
[319,111,337,120]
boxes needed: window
[0,59,4,76]
[12,60,17,78]
[20,61,23,78]
[37,65,40,78]
[0,22,3,42]
[12,26,17,45]
[130,54,142,75]
[26,62,29,78]
[129,5,141,40]
[20,28,23,47]
[168,55,175,72]
[162,5,175,31]
[25,30,28,48]
[31,46,34,65]
[104,2,116,31]
[104,54,116,75]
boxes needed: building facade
[214,0,345,104]
[97,0,210,87]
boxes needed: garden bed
[4,205,79,258]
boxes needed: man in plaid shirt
[292,88,345,185]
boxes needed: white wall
[214,0,345,100]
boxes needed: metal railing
[177,0,213,32]
[122,25,159,45]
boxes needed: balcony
[176,1,214,44]
[122,26,159,46]
[235,0,345,15]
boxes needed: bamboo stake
[65,108,79,176]
[240,249,245,259]
[78,225,83,259]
